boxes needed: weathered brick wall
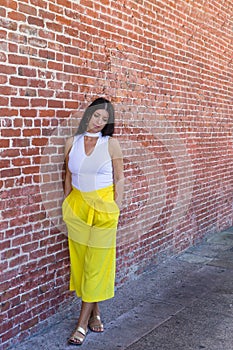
[1,0,233,348]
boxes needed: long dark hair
[75,97,115,136]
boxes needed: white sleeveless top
[68,134,113,192]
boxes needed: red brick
[38,9,55,21]
[21,148,40,156]
[9,77,28,86]
[20,88,36,97]
[8,32,24,43]
[11,97,29,107]
[14,118,23,128]
[29,57,46,68]
[18,3,37,16]
[23,128,41,137]
[30,98,47,107]
[0,64,16,75]
[29,37,47,48]
[0,7,6,17]
[48,100,63,108]
[47,61,63,71]
[0,96,8,106]
[19,45,37,56]
[0,86,17,95]
[0,29,7,40]
[1,168,21,178]
[56,0,71,8]
[56,15,72,26]
[12,158,31,166]
[49,2,63,14]
[8,55,28,65]
[8,11,26,21]
[31,0,47,8]
[22,166,39,174]
[28,16,44,27]
[18,67,37,77]
[32,137,48,146]
[38,89,54,97]
[0,18,17,31]
[39,49,55,60]
[46,21,63,33]
[65,100,79,109]
[39,29,55,41]
[0,52,7,62]
[29,79,46,88]
[56,34,70,45]
[0,159,11,169]
[1,128,21,137]
[81,0,93,8]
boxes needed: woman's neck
[84,131,101,138]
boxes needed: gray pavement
[9,227,233,350]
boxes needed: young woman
[62,97,124,345]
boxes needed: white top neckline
[84,131,101,138]
[83,134,100,157]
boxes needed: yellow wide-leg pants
[62,185,120,302]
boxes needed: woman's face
[87,109,109,133]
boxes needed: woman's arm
[109,138,124,209]
[64,137,74,198]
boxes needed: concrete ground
[10,227,233,350]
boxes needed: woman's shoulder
[64,136,74,157]
[65,136,74,147]
[108,136,120,146]
[108,137,122,157]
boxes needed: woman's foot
[88,314,104,332]
[68,325,87,346]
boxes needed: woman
[62,97,124,345]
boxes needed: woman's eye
[93,113,108,123]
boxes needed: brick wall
[1,0,233,348]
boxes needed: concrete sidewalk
[10,227,233,350]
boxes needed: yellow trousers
[62,185,120,302]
